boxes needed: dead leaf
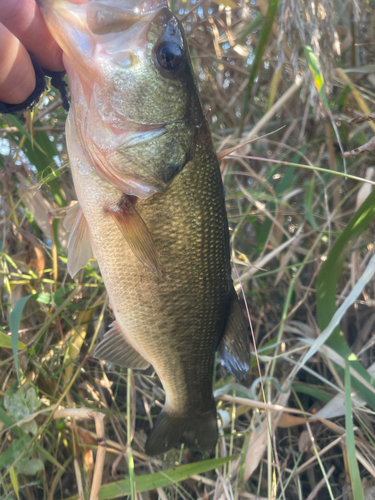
[16,172,69,249]
[314,391,365,421]
[368,74,375,88]
[336,26,352,54]
[16,172,52,239]
[242,391,290,484]
[343,136,375,157]
[77,428,94,482]
[363,478,375,500]
[349,113,375,124]
[355,167,374,210]
[18,229,46,278]
[217,137,254,160]
[298,430,312,452]
[278,413,306,428]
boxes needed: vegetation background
[2,0,375,498]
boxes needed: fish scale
[40,0,250,455]
[122,145,231,413]
[71,119,231,446]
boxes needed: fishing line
[232,261,276,459]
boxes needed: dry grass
[2,0,375,499]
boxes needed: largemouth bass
[39,0,250,455]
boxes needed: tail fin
[145,407,218,456]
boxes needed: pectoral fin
[218,289,251,381]
[63,202,93,278]
[94,321,150,370]
[106,195,162,278]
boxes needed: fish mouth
[87,0,168,34]
[40,0,168,36]
[89,0,168,15]
[38,0,169,75]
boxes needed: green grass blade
[304,177,319,230]
[10,295,32,386]
[236,12,263,43]
[100,455,237,500]
[317,187,375,329]
[63,455,238,500]
[302,253,375,388]
[345,359,365,500]
[239,0,279,135]
[36,446,65,472]
[256,163,297,256]
[316,188,375,409]
[0,332,26,350]
[304,45,329,111]
[5,115,47,155]
[293,383,333,404]
[10,467,20,500]
[19,130,65,207]
[127,368,135,500]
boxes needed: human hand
[0,0,87,105]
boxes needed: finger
[0,22,36,104]
[0,0,64,72]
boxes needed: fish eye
[156,41,183,71]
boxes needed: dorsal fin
[218,288,251,381]
[105,195,162,278]
[63,202,93,278]
[94,321,150,370]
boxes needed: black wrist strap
[0,52,70,120]
[44,67,70,112]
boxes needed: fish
[39,0,250,455]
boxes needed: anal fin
[218,288,251,381]
[94,321,150,370]
[63,202,93,278]
[106,195,162,278]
